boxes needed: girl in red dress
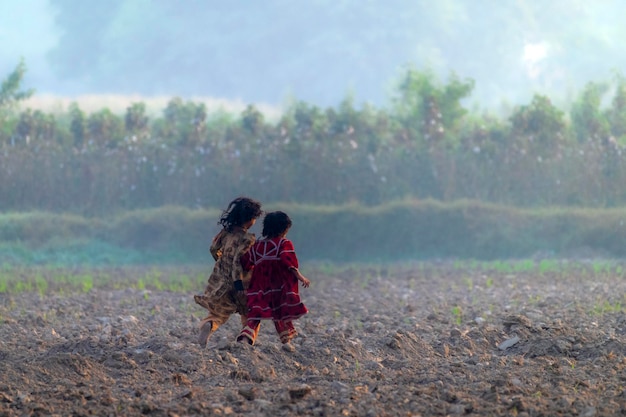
[237,211,310,345]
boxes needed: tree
[509,94,566,157]
[87,109,124,148]
[0,59,34,112]
[241,105,264,136]
[125,102,149,139]
[14,109,56,144]
[69,103,87,149]
[155,98,206,146]
[392,68,474,148]
[606,74,626,142]
[0,59,34,140]
[570,81,610,143]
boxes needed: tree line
[2,60,626,215]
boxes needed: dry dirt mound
[1,263,626,416]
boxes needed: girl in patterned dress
[193,196,263,347]
[237,211,310,345]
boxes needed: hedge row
[1,200,624,265]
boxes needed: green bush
[0,212,96,245]
[2,201,625,265]
[103,205,220,259]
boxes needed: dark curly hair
[262,211,292,238]
[218,197,263,231]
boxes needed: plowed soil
[1,262,626,416]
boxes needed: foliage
[606,73,626,143]
[2,201,626,265]
[509,94,565,157]
[125,102,149,139]
[0,59,34,140]
[392,67,474,148]
[14,109,56,145]
[69,103,87,148]
[0,59,34,112]
[87,108,125,148]
[153,97,207,146]
[3,63,626,212]
[570,82,610,143]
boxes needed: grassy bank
[1,199,626,266]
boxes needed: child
[193,196,263,347]
[237,211,310,345]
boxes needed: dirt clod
[1,262,626,416]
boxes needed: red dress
[242,237,308,322]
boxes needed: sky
[1,0,59,88]
[2,0,626,115]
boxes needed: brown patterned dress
[193,227,256,334]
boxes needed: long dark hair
[262,211,292,238]
[218,197,263,231]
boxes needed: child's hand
[290,267,310,288]
[299,276,310,288]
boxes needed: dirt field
[1,261,626,416]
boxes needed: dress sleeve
[209,230,225,261]
[240,247,254,271]
[232,233,256,281]
[279,239,299,269]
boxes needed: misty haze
[2,0,626,111]
[3,2,626,416]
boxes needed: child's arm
[289,267,310,288]
[232,234,255,291]
[280,239,309,287]
[209,230,225,261]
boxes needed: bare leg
[195,294,236,347]
[198,319,215,348]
